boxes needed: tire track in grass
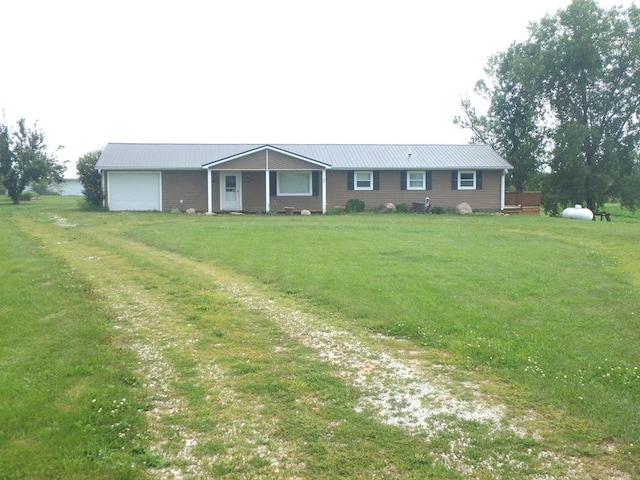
[22,214,306,479]
[24,213,631,479]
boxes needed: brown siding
[162,170,208,212]
[209,150,320,171]
[326,170,503,211]
[210,172,219,211]
[157,168,503,214]
[210,151,266,170]
[268,151,318,169]
[242,171,267,212]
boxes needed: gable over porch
[202,145,330,214]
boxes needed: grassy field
[1,195,638,478]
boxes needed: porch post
[207,168,212,214]
[322,169,327,214]
[500,169,507,210]
[265,170,271,213]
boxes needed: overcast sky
[0,0,635,175]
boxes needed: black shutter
[400,170,407,190]
[348,171,354,190]
[312,171,319,196]
[451,170,458,190]
[426,171,432,190]
[270,171,278,196]
[476,170,483,190]
[373,171,380,190]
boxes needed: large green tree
[0,118,65,204]
[76,149,103,207]
[458,0,640,214]
[456,42,547,192]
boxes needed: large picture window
[277,171,312,196]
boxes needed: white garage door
[108,172,162,211]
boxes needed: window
[407,171,426,190]
[354,171,373,190]
[277,171,312,196]
[458,170,476,189]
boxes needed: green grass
[2,195,639,478]
[128,210,640,445]
[0,200,154,478]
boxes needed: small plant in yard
[430,205,445,214]
[345,198,365,213]
[396,202,409,213]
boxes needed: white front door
[220,172,242,211]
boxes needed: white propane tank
[561,204,594,221]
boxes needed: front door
[220,172,242,211]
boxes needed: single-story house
[95,143,512,214]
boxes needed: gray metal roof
[96,143,512,171]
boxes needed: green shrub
[396,202,409,213]
[77,150,104,207]
[430,205,445,215]
[345,199,365,213]
[19,192,33,201]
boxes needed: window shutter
[451,170,458,190]
[312,171,319,196]
[426,171,432,190]
[400,170,407,190]
[270,171,278,196]
[347,171,354,190]
[373,171,380,190]
[476,170,483,190]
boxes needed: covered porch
[202,146,329,214]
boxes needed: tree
[455,42,547,192]
[458,0,640,213]
[0,118,65,204]
[76,149,103,207]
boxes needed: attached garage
[107,171,162,211]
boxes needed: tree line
[455,0,640,214]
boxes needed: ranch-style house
[95,143,513,214]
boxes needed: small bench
[594,211,611,222]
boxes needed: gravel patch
[221,281,630,479]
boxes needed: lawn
[2,195,638,478]
[130,205,640,442]
[0,200,155,478]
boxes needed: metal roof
[96,143,512,170]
